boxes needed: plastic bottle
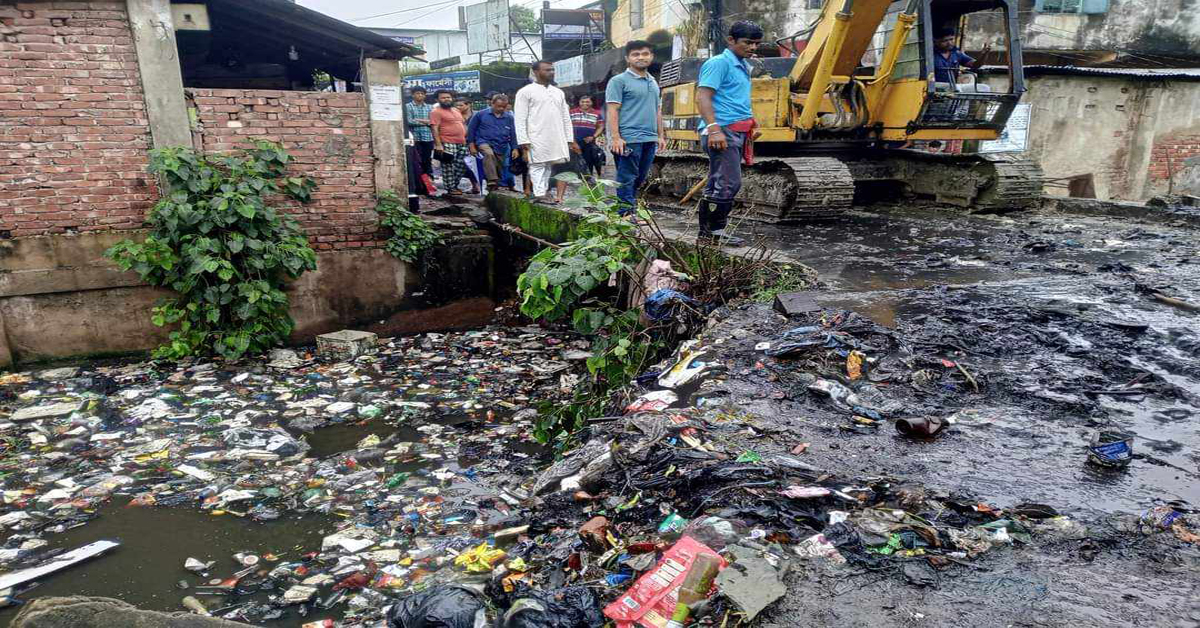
[665,553,722,628]
[182,596,210,616]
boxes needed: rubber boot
[709,201,745,246]
[697,199,715,243]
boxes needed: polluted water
[0,327,585,625]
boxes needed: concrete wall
[0,225,495,367]
[611,0,686,49]
[959,0,1200,62]
[1020,0,1200,60]
[984,74,1200,201]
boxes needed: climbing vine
[107,142,318,360]
[375,190,442,263]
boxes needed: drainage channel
[2,197,1200,627]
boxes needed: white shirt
[514,82,573,164]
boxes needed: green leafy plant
[517,176,647,321]
[107,142,318,360]
[517,177,794,446]
[375,190,441,263]
[517,178,670,445]
[750,263,815,302]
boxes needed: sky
[297,0,594,31]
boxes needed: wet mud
[668,203,1200,625]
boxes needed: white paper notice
[370,103,403,122]
[368,85,401,105]
[980,103,1031,154]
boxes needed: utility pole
[511,14,537,61]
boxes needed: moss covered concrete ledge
[484,191,585,244]
[482,191,820,278]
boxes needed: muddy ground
[657,201,1200,626]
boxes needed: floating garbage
[1088,430,1134,467]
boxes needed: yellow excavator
[653,0,1041,221]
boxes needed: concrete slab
[715,545,787,621]
[10,402,84,423]
[316,330,378,361]
[773,292,821,317]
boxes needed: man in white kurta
[514,61,576,199]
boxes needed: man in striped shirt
[553,94,605,202]
[405,87,435,192]
[571,94,604,177]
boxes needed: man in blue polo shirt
[933,28,988,84]
[467,93,519,191]
[605,39,665,216]
[696,21,763,246]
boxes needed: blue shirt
[466,110,516,152]
[934,48,974,83]
[697,49,754,128]
[405,101,434,142]
[605,69,660,143]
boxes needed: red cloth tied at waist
[725,118,757,165]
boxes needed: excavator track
[649,153,854,222]
[974,155,1045,211]
[867,151,1044,212]
[647,150,1042,223]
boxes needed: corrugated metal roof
[208,0,423,60]
[983,65,1200,81]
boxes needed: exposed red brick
[188,87,383,248]
[1148,135,1200,181]
[4,3,383,250]
[0,0,154,236]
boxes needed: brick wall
[1147,135,1200,183]
[0,0,156,237]
[189,89,381,250]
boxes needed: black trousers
[415,141,434,192]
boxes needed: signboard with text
[980,103,1031,153]
[403,70,482,96]
[554,55,584,87]
[542,9,605,40]
[429,56,462,70]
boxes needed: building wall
[188,88,382,250]
[371,28,542,68]
[962,0,1200,61]
[610,0,686,48]
[985,74,1200,201]
[0,0,156,238]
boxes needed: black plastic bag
[497,586,604,628]
[388,586,487,628]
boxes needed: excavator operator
[933,27,989,84]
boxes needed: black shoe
[710,229,745,246]
[697,230,717,244]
